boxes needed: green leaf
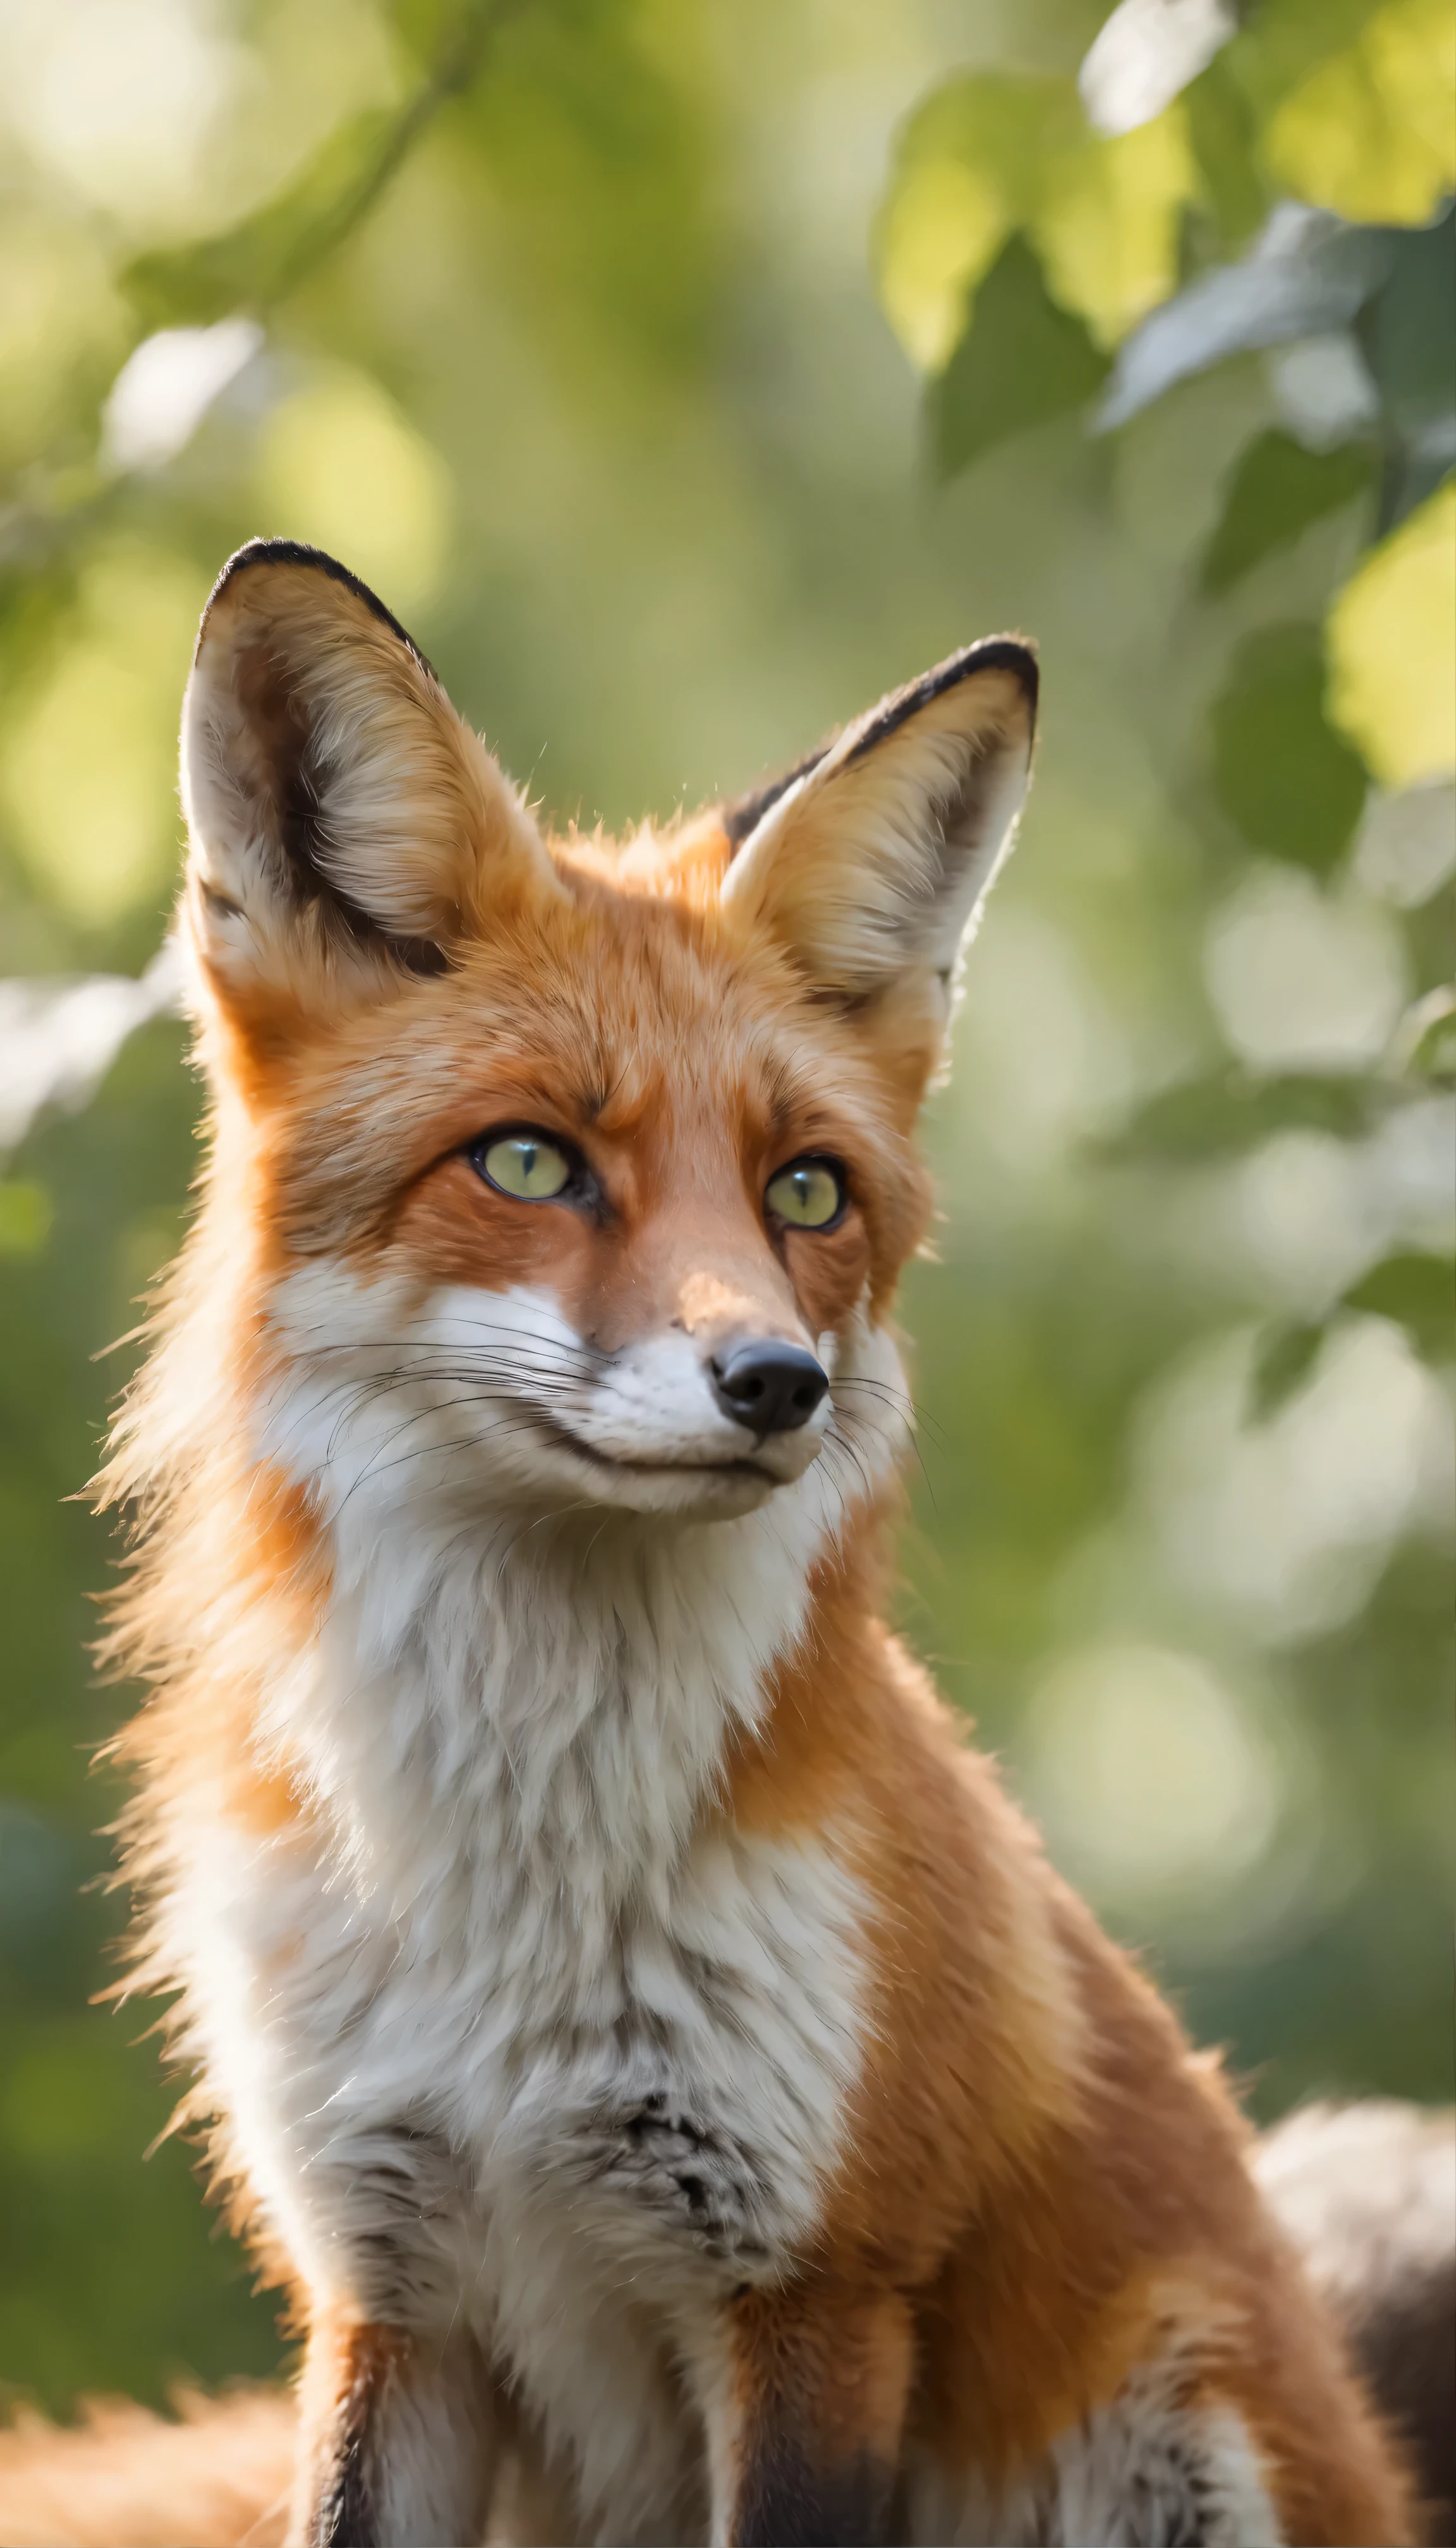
[1031,102,1196,351]
[875,70,1197,371]
[1210,621,1368,867]
[1249,1315,1328,1421]
[1225,0,1390,124]
[1258,0,1456,227]
[1342,1250,1455,1357]
[1326,481,1456,788]
[1390,985,1456,1084]
[1098,1068,1376,1165]
[929,233,1110,480]
[0,1182,53,1259]
[1185,52,1271,251]
[873,73,1077,371]
[1397,983,1456,1085]
[1201,430,1373,593]
[1360,211,1456,444]
[1360,209,1456,533]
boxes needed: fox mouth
[529,1408,777,1486]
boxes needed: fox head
[175,539,1034,1532]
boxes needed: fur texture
[0,2389,294,2548]
[1256,2102,1455,2544]
[30,542,1417,2545]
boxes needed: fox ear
[719,639,1036,1064]
[179,540,556,1025]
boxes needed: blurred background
[0,0,1452,2421]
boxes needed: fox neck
[225,1270,913,1915]
[265,1466,882,1929]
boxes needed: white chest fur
[162,1275,901,2533]
[173,1547,868,2535]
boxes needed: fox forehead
[264,856,918,1240]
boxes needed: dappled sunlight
[0,212,128,475]
[1203,864,1409,1074]
[0,0,247,234]
[1234,1129,1385,1308]
[1,546,205,925]
[1136,1316,1452,1644]
[253,369,456,614]
[950,904,1139,1178]
[1353,780,1456,908]
[1022,1640,1289,1930]
[1328,481,1456,786]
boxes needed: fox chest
[202,1804,870,2320]
[457,1828,870,2291]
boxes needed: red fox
[40,540,1419,2545]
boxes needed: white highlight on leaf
[1098,205,1395,431]
[1080,0,1236,140]
[1266,329,1381,453]
[0,940,184,1155]
[102,318,264,474]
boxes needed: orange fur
[27,542,1416,2546]
[724,1532,1413,2538]
[0,2390,293,2548]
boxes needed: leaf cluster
[875,0,1453,1398]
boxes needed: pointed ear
[179,540,557,1027]
[719,638,1036,1068]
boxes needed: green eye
[765,1158,844,1230]
[477,1132,573,1201]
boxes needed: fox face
[178,542,1034,1532]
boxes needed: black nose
[711,1340,829,1438]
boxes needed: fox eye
[474,1131,573,1202]
[765,1156,845,1230]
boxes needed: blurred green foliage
[1210,620,1368,867]
[1199,429,1374,592]
[0,0,1452,2425]
[930,233,1110,476]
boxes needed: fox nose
[711,1339,828,1438]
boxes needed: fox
[28,537,1421,2547]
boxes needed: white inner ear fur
[721,660,1033,1005]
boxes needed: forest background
[0,0,1452,2415]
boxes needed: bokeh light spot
[253,372,456,617]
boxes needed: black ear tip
[943,634,1039,713]
[198,538,434,677]
[722,632,1040,850]
[842,633,1039,769]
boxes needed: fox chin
[49,540,1417,2548]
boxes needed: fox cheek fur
[97,540,1417,2548]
